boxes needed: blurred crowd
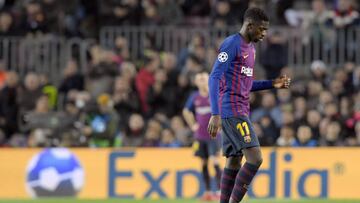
[0,0,360,148]
[0,0,359,38]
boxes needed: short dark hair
[244,7,269,23]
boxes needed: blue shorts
[221,116,260,157]
[193,139,220,159]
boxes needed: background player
[183,71,222,201]
[207,8,291,203]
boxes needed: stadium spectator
[135,54,159,114]
[142,119,162,147]
[59,59,85,95]
[310,60,328,85]
[177,33,204,70]
[301,0,334,48]
[293,125,318,147]
[17,73,42,119]
[114,36,130,63]
[0,12,17,36]
[170,116,192,146]
[253,122,273,146]
[277,89,292,113]
[211,0,236,28]
[161,52,179,87]
[159,128,181,148]
[293,96,307,124]
[99,0,143,26]
[260,30,288,78]
[122,113,145,147]
[119,61,137,82]
[179,0,211,19]
[251,92,282,127]
[0,62,6,89]
[21,1,48,35]
[281,110,295,127]
[317,90,334,113]
[87,45,117,98]
[181,54,205,85]
[82,94,119,148]
[306,110,322,140]
[277,126,295,147]
[156,0,183,25]
[113,76,141,131]
[147,68,177,117]
[320,120,344,146]
[258,115,278,143]
[23,95,52,146]
[142,3,160,26]
[0,71,19,138]
[329,0,359,29]
[306,80,323,109]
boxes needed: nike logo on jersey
[243,54,249,59]
[241,66,253,77]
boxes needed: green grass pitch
[0,199,359,203]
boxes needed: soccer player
[183,71,222,201]
[207,8,291,203]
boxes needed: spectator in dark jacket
[0,71,19,137]
[260,31,288,79]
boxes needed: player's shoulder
[219,34,240,52]
[188,90,200,99]
[222,34,240,46]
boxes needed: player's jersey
[209,33,272,118]
[184,91,212,140]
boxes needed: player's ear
[246,20,254,31]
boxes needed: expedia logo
[241,66,253,77]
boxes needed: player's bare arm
[182,108,199,132]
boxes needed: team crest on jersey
[244,135,251,143]
[241,66,253,77]
[218,52,228,63]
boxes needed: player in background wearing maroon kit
[183,72,222,201]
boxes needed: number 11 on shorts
[236,122,250,136]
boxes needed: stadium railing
[100,26,360,70]
[0,26,359,85]
[0,36,94,84]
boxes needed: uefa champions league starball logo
[25,148,85,197]
[217,52,228,63]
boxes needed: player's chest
[194,97,211,114]
[234,47,256,67]
[230,49,255,78]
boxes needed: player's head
[243,7,269,43]
[194,71,209,91]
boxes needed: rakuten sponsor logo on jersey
[241,66,253,77]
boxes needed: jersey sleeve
[251,80,273,91]
[184,92,196,112]
[209,38,237,115]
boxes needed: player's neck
[239,29,251,44]
[199,89,208,96]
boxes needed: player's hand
[207,115,221,139]
[191,123,199,132]
[273,75,291,89]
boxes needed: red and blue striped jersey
[209,33,273,118]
